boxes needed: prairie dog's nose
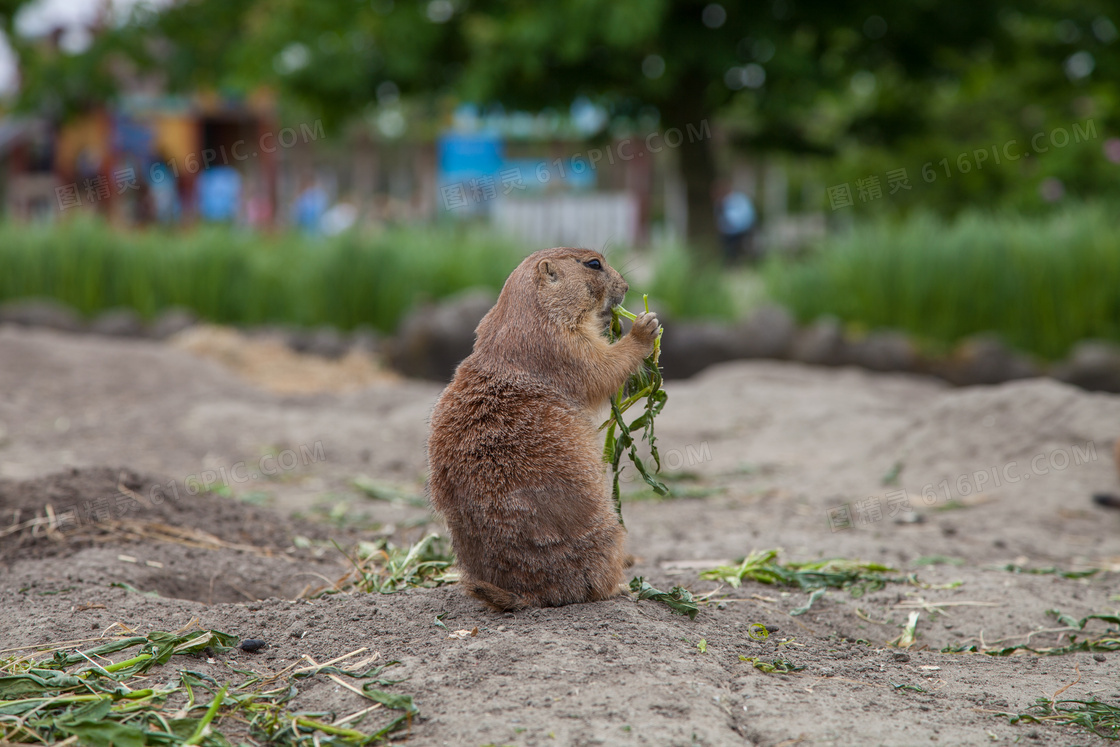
[621,280,629,295]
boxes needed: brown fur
[1115,436,1120,482]
[427,247,659,611]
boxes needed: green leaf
[891,681,927,692]
[54,719,150,747]
[739,656,805,673]
[602,301,670,526]
[0,670,89,698]
[629,577,699,620]
[790,588,826,616]
[47,637,148,669]
[362,688,419,715]
[701,548,899,595]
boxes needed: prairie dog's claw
[630,312,660,347]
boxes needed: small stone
[0,298,84,332]
[740,305,796,359]
[149,307,198,339]
[844,331,917,372]
[1051,340,1120,393]
[791,316,845,366]
[385,289,496,381]
[287,326,350,359]
[90,308,145,337]
[935,334,1039,385]
[657,320,752,379]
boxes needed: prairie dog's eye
[584,259,603,270]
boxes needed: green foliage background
[0,221,525,333]
[765,204,1120,360]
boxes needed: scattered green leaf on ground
[109,581,162,598]
[913,555,966,566]
[327,533,457,595]
[790,588,826,616]
[889,611,921,649]
[881,461,904,486]
[942,608,1120,655]
[700,549,899,597]
[747,624,770,641]
[0,629,417,745]
[1001,697,1120,741]
[739,657,805,673]
[629,577,699,620]
[996,564,1101,579]
[352,477,428,508]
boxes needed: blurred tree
[0,0,29,35]
[443,0,1118,239]
[5,0,1117,231]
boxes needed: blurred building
[0,116,55,220]
[0,59,821,252]
[0,90,281,227]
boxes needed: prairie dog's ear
[537,259,559,283]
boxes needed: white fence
[491,192,639,250]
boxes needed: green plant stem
[184,685,226,745]
[103,654,151,672]
[293,716,370,739]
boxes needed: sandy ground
[2,324,1119,746]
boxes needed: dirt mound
[891,377,1120,490]
[0,467,351,604]
[170,325,397,394]
[0,466,304,559]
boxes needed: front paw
[628,312,660,352]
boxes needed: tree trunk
[674,126,720,253]
[662,80,720,254]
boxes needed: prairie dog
[427,247,659,611]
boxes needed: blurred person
[148,160,181,225]
[714,180,757,264]
[321,198,358,236]
[243,176,273,228]
[293,176,328,235]
[196,165,242,223]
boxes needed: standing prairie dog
[427,247,659,611]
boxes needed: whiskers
[600,241,642,280]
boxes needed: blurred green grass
[0,221,526,333]
[0,220,742,332]
[765,204,1120,360]
[646,243,739,321]
[6,207,1118,361]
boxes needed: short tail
[463,578,531,612]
